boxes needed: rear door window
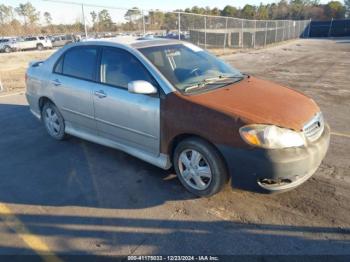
[54,56,63,74]
[62,47,97,81]
[100,47,155,89]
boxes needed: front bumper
[218,124,330,192]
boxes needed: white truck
[17,36,52,51]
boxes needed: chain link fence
[100,9,307,54]
[0,1,311,54]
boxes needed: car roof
[131,39,183,49]
[82,36,183,49]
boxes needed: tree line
[180,0,348,20]
[0,1,349,36]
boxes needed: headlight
[239,124,306,149]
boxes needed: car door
[93,47,160,155]
[50,46,98,134]
[16,38,25,50]
[53,36,62,47]
[65,35,73,44]
[27,37,37,49]
[51,36,58,47]
[21,37,31,49]
[60,36,68,46]
[56,36,63,46]
[53,36,61,47]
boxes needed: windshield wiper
[184,75,244,93]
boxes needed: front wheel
[41,102,66,140]
[173,138,229,197]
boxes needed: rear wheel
[41,102,66,140]
[173,137,228,197]
[4,46,11,53]
[37,44,44,50]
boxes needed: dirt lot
[0,49,54,92]
[0,39,349,257]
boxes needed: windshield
[139,43,243,92]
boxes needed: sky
[9,0,281,11]
[7,0,336,24]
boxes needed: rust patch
[160,92,248,154]
[160,76,319,154]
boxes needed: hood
[181,76,320,131]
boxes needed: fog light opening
[258,178,292,186]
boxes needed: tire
[37,44,44,51]
[41,102,66,140]
[4,46,11,53]
[173,137,229,197]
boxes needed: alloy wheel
[44,107,61,137]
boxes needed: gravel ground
[0,38,349,256]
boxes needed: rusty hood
[180,76,320,131]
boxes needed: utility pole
[328,18,333,37]
[264,21,268,47]
[275,20,278,43]
[223,17,228,53]
[142,10,146,35]
[178,12,181,40]
[204,16,207,49]
[0,77,3,92]
[253,20,256,48]
[81,4,88,39]
[308,18,312,38]
[241,19,244,48]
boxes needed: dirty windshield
[139,43,243,92]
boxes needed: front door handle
[52,79,61,86]
[94,90,107,98]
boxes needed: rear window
[25,37,37,41]
[62,47,97,81]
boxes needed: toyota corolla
[25,38,330,196]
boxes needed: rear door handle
[94,90,107,98]
[52,79,61,86]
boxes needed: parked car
[0,37,19,53]
[25,39,330,196]
[163,31,189,40]
[17,36,52,51]
[50,34,74,47]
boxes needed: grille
[303,112,324,142]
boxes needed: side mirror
[128,80,157,95]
